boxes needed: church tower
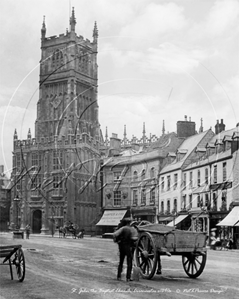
[10,9,103,235]
[36,8,100,140]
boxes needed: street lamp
[13,195,20,230]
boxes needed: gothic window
[52,175,63,196]
[79,54,89,74]
[53,150,63,170]
[32,153,38,170]
[52,49,63,70]
[30,175,42,197]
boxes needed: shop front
[216,205,239,249]
[131,206,156,223]
[166,213,191,230]
[96,209,129,235]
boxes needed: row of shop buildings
[97,119,239,248]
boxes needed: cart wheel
[14,248,25,282]
[135,232,157,279]
[182,252,206,278]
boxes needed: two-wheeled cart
[134,224,207,279]
[0,244,25,282]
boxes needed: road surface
[0,233,239,299]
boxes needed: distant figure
[25,224,31,239]
[210,231,220,250]
[77,229,85,239]
[113,217,138,282]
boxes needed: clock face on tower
[50,94,63,108]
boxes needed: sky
[0,0,239,177]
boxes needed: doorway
[33,210,42,233]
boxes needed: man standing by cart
[113,217,138,282]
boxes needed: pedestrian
[25,224,31,239]
[113,217,138,282]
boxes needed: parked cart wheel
[13,248,25,282]
[182,252,206,278]
[135,232,157,279]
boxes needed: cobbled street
[0,233,239,299]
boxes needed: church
[10,9,103,234]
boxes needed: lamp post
[13,195,20,230]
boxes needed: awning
[216,206,239,227]
[166,214,189,227]
[96,210,127,226]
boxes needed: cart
[134,223,207,279]
[0,244,25,282]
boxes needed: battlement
[43,32,93,48]
[14,132,101,151]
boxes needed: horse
[59,224,79,239]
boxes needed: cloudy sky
[0,0,239,176]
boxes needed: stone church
[10,9,103,234]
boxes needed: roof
[160,129,212,174]
[210,127,238,145]
[185,148,232,170]
[103,148,163,167]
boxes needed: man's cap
[211,228,217,232]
